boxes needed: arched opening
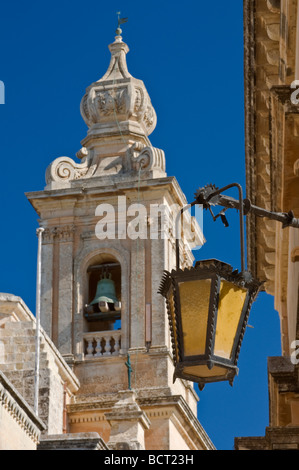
[80,250,127,359]
[84,254,122,333]
[84,254,121,331]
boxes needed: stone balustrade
[83,330,121,358]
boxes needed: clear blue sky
[0,0,281,450]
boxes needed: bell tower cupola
[80,31,157,142]
[45,27,165,190]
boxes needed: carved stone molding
[267,0,281,14]
[244,0,281,288]
[291,247,299,263]
[45,147,96,185]
[131,145,166,175]
[0,371,44,444]
[46,142,166,185]
[271,85,299,114]
[43,225,75,244]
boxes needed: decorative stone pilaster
[105,390,150,450]
[40,224,75,353]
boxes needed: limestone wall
[0,293,79,437]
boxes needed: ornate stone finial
[45,30,166,188]
[80,32,157,136]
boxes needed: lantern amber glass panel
[159,259,262,390]
[214,281,247,360]
[178,279,211,357]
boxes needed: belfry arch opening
[84,254,122,334]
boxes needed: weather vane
[116,11,128,36]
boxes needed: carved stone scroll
[45,148,95,184]
[132,146,166,174]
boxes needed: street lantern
[159,259,261,390]
[159,183,299,389]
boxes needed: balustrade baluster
[103,336,111,356]
[113,336,120,356]
[84,332,121,358]
[95,337,102,356]
[86,339,94,358]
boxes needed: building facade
[235,0,299,450]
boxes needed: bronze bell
[86,271,121,313]
[90,273,118,305]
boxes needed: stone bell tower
[26,29,213,450]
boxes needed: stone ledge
[37,432,108,450]
[268,356,295,375]
[0,369,46,444]
[235,426,299,450]
[138,394,215,450]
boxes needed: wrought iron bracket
[194,184,299,229]
[175,183,299,272]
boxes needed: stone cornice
[38,432,108,450]
[26,176,190,219]
[0,370,45,444]
[27,176,183,200]
[138,394,216,450]
[67,392,215,450]
[235,426,299,450]
[0,293,36,322]
[271,85,299,113]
